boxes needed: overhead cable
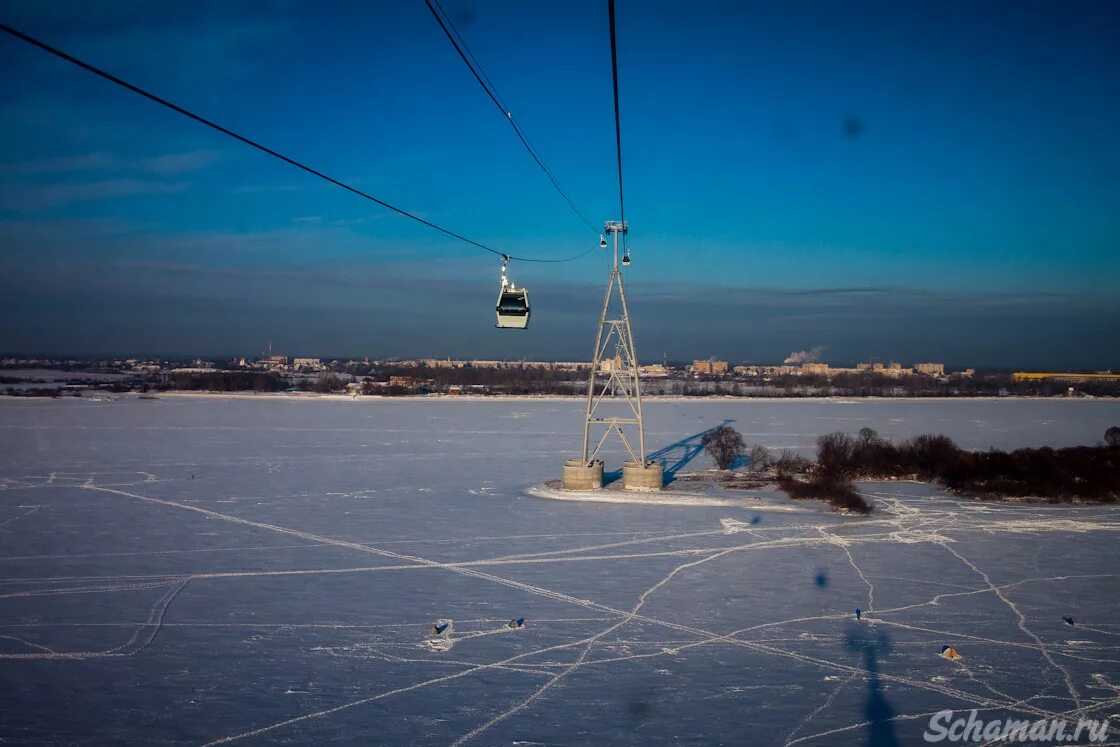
[0,21,593,264]
[607,0,626,227]
[423,0,600,234]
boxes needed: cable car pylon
[562,221,662,491]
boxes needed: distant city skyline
[1,346,1109,374]
[2,1,1118,368]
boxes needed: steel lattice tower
[578,220,649,467]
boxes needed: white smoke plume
[784,346,824,364]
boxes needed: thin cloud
[231,184,303,194]
[136,149,220,174]
[0,178,187,210]
[625,282,1116,313]
[1,149,219,177]
[1,153,115,175]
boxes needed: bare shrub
[817,432,855,480]
[311,373,346,393]
[701,425,745,470]
[900,434,962,479]
[749,444,770,472]
[773,450,812,478]
[777,477,872,514]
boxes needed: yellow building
[691,360,728,375]
[600,355,624,372]
[914,362,945,376]
[1013,372,1120,383]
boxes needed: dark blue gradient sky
[1,1,1117,367]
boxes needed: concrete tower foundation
[562,459,604,490]
[622,460,663,492]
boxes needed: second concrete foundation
[622,460,664,492]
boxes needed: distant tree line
[372,365,583,395]
[167,371,284,392]
[1,386,77,398]
[293,373,348,393]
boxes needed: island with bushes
[692,424,1120,514]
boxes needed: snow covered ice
[0,396,1118,745]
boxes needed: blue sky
[1,0,1118,367]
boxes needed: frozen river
[1,396,1118,745]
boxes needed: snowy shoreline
[525,482,815,511]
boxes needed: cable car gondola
[496,257,530,329]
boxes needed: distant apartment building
[419,358,465,369]
[638,364,669,378]
[705,360,959,380]
[292,358,322,371]
[691,360,728,375]
[600,355,624,373]
[855,361,909,377]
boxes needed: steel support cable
[423,0,599,234]
[435,0,509,112]
[607,0,626,228]
[0,21,593,264]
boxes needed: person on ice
[1062,616,1075,627]
[855,608,861,621]
[507,618,524,629]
